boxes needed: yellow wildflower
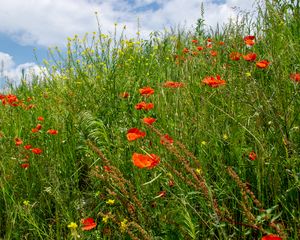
[102,215,109,224]
[120,219,128,232]
[67,222,78,229]
[106,199,115,205]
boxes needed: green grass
[0,0,299,239]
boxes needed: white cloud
[0,51,44,87]
[0,52,15,70]
[0,0,256,47]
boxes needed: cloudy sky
[0,0,256,86]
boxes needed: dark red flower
[37,116,44,121]
[127,128,146,141]
[132,153,160,169]
[81,218,97,231]
[197,46,204,51]
[210,50,217,56]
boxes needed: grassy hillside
[0,0,299,239]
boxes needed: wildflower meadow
[0,0,299,239]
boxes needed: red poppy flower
[202,75,226,88]
[243,53,257,61]
[261,234,282,240]
[37,116,44,121]
[135,102,154,111]
[249,151,257,161]
[256,60,270,69]
[139,86,154,96]
[160,134,174,145]
[143,117,156,125]
[132,153,160,169]
[163,81,184,88]
[192,39,198,44]
[207,38,212,42]
[31,148,42,155]
[197,46,204,51]
[182,47,189,54]
[36,124,42,130]
[15,138,23,146]
[210,50,217,56]
[31,128,39,133]
[6,94,19,106]
[290,73,300,82]
[219,41,225,45]
[20,163,30,169]
[81,218,97,231]
[47,129,58,135]
[244,35,255,46]
[230,52,241,61]
[127,128,146,141]
[24,144,32,150]
[120,92,129,98]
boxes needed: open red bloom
[31,148,42,155]
[192,39,198,44]
[163,81,184,88]
[135,102,154,111]
[182,47,189,54]
[256,60,270,69]
[15,137,23,146]
[244,35,255,46]
[47,129,58,135]
[127,128,146,141]
[24,144,32,150]
[290,73,300,82]
[81,218,97,231]
[243,53,257,61]
[197,46,204,51]
[202,75,226,88]
[249,151,257,161]
[210,50,217,56]
[143,117,156,125]
[37,116,44,121]
[160,134,174,145]
[132,153,160,169]
[230,52,241,61]
[261,234,282,240]
[139,86,154,96]
[20,163,30,169]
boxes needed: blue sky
[0,0,255,87]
